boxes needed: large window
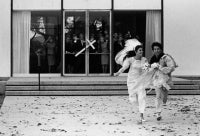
[30,11,61,73]
[12,10,160,76]
[13,11,61,75]
[64,11,86,74]
[89,11,110,74]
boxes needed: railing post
[36,50,42,91]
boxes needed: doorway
[113,11,146,73]
[63,10,111,76]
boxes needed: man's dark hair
[151,42,163,50]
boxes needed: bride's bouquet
[142,62,150,72]
[142,62,159,72]
[151,63,160,69]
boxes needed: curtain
[145,11,161,61]
[13,11,31,74]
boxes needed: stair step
[5,77,200,95]
[148,89,200,95]
[5,90,128,96]
[6,80,197,85]
[6,81,126,86]
[5,90,200,96]
[6,84,199,91]
[6,85,127,91]
[6,77,199,85]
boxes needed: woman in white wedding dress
[115,39,150,124]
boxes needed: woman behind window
[99,36,109,73]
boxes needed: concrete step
[6,84,200,91]
[6,80,199,86]
[5,77,200,95]
[5,90,200,96]
[6,77,199,85]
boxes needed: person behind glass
[114,33,125,72]
[150,42,177,121]
[65,34,74,73]
[45,36,56,73]
[114,44,148,124]
[124,31,132,42]
[73,34,84,73]
[99,35,109,73]
[104,30,109,42]
[78,33,85,73]
[89,34,100,73]
[30,28,46,73]
[113,32,118,44]
[79,33,85,47]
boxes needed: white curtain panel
[145,10,161,60]
[13,11,31,74]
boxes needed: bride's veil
[115,39,142,66]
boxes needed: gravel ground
[0,95,200,136]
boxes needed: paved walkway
[0,95,200,136]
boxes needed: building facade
[0,0,200,78]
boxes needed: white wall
[114,0,161,10]
[63,0,111,9]
[3,0,200,77]
[13,0,61,10]
[164,0,200,76]
[0,0,11,77]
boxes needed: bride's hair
[123,45,143,60]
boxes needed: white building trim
[114,0,161,10]
[63,0,112,10]
[13,0,61,10]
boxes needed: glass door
[63,10,111,75]
[88,11,111,75]
[64,11,86,75]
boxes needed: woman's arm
[114,58,130,76]
[114,67,125,76]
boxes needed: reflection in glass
[64,12,85,74]
[89,11,110,74]
[30,11,61,73]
